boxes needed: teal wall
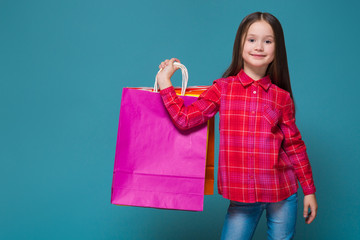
[1,0,359,239]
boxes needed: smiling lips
[251,54,266,58]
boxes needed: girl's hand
[156,58,181,90]
[303,194,318,224]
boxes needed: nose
[255,42,264,51]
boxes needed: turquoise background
[1,0,359,239]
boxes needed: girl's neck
[243,65,267,81]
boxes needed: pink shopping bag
[111,87,210,211]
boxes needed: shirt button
[250,176,254,179]
[251,111,255,114]
[253,91,256,94]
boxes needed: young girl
[156,12,317,240]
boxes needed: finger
[160,61,167,68]
[303,204,309,218]
[170,57,181,64]
[169,58,180,69]
[309,204,317,221]
[164,59,171,68]
[306,211,316,224]
[173,58,181,69]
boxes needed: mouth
[250,54,266,58]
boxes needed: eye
[265,40,272,44]
[248,38,255,43]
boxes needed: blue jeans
[221,192,298,240]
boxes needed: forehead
[246,21,274,37]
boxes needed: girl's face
[242,20,275,74]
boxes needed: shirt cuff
[159,86,175,95]
[302,185,316,195]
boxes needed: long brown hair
[222,12,294,101]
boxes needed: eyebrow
[247,33,274,38]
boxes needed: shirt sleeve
[279,93,316,195]
[159,80,221,130]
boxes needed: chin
[247,62,270,68]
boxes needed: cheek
[268,46,275,60]
[269,52,275,62]
[243,42,250,52]
[241,43,250,57]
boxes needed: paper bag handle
[154,62,188,96]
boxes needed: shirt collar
[237,69,272,91]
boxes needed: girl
[156,12,317,240]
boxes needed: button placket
[248,84,258,202]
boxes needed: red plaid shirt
[160,69,316,203]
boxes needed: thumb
[169,58,181,68]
